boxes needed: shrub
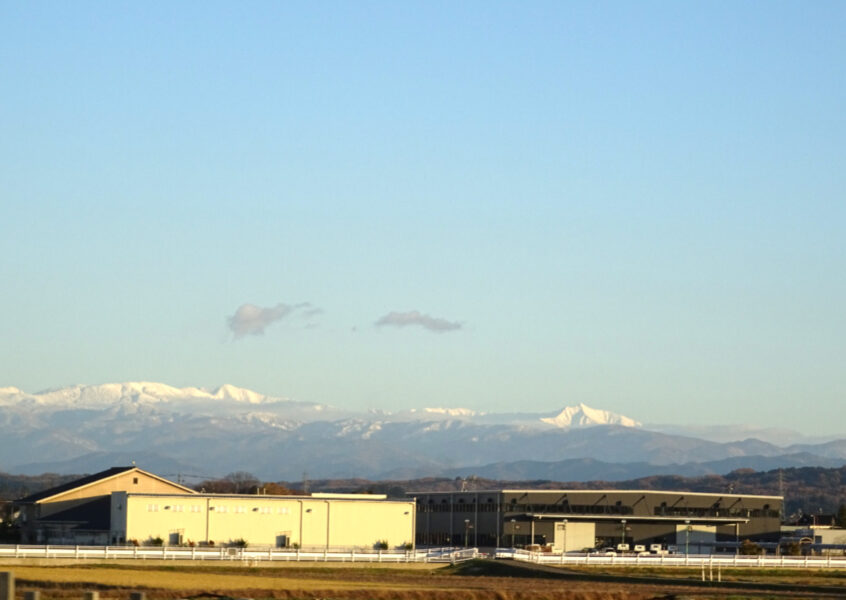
[739,539,763,555]
[149,536,164,547]
[374,540,388,550]
[781,541,802,556]
[232,538,248,548]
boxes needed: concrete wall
[675,524,716,554]
[115,493,415,549]
[553,522,595,552]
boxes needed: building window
[191,505,201,513]
[133,477,139,484]
[147,504,159,512]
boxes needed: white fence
[10,544,844,570]
[498,548,846,569]
[0,544,477,564]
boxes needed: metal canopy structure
[525,513,750,525]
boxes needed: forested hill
[0,472,79,501]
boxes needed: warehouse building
[15,467,415,549]
[15,466,196,544]
[410,489,783,553]
[111,490,414,549]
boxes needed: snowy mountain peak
[540,403,641,428]
[0,382,284,408]
[211,384,272,404]
[421,407,482,417]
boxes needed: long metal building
[410,489,783,553]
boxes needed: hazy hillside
[2,383,844,481]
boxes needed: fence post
[23,591,40,600]
[129,593,146,600]
[0,572,13,600]
[83,592,99,600]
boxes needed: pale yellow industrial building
[15,466,415,549]
[111,491,415,549]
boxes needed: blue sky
[2,1,844,433]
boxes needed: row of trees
[194,471,301,495]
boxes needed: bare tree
[225,471,260,494]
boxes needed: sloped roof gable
[15,466,195,503]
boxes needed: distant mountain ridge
[1,382,843,481]
[540,403,641,428]
[0,382,287,408]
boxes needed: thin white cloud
[301,306,325,318]
[375,310,462,333]
[228,302,321,339]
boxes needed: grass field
[2,559,845,600]
[560,563,846,587]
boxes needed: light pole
[685,520,691,555]
[464,519,471,548]
[620,519,626,548]
[510,518,520,548]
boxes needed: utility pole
[778,469,785,521]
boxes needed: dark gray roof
[15,466,136,504]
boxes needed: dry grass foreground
[4,559,845,600]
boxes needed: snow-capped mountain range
[0,382,640,429]
[1,382,843,481]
